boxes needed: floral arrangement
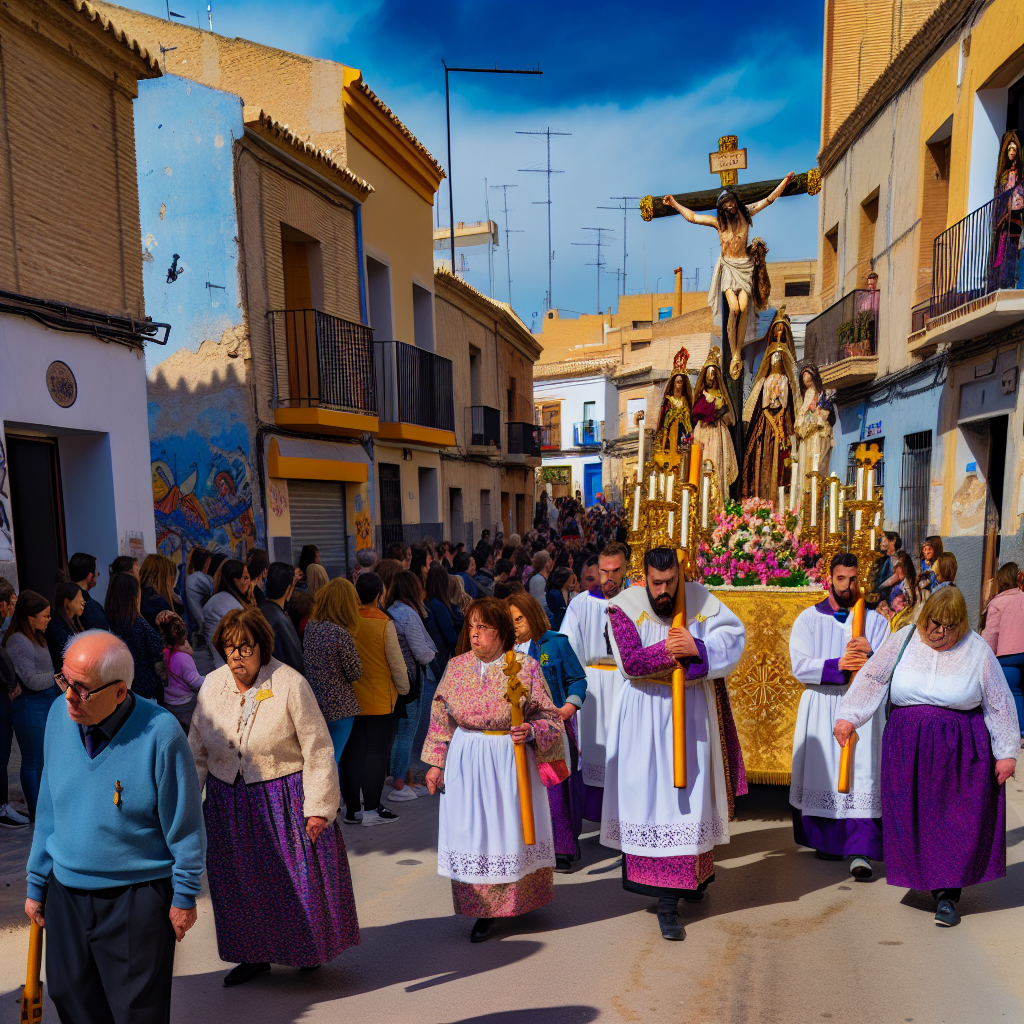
[697,498,821,587]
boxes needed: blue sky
[121,0,826,328]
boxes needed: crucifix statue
[662,169,794,380]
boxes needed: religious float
[625,366,885,785]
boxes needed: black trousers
[45,876,176,1024]
[341,712,395,814]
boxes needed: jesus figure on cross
[663,171,794,379]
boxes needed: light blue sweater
[27,695,206,909]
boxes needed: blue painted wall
[135,75,244,365]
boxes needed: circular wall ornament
[46,361,77,408]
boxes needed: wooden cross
[503,653,527,724]
[502,651,536,845]
[709,135,747,188]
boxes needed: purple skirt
[548,717,584,860]
[205,772,361,966]
[881,705,1006,891]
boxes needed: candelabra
[818,473,844,572]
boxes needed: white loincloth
[708,255,757,345]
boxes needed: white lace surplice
[788,606,890,819]
[836,627,1020,761]
[561,591,626,787]
[600,584,746,857]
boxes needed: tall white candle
[778,486,785,514]
[829,478,839,534]
[866,470,874,502]
[790,471,798,510]
[659,473,666,499]
[632,418,646,531]
[856,466,865,501]
[681,490,691,549]
[702,474,711,529]
[810,475,818,527]
[648,473,656,500]
[665,475,674,503]
[813,451,820,473]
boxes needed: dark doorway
[378,463,403,548]
[6,435,67,597]
[981,415,1008,610]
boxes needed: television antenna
[597,197,640,296]
[572,227,614,314]
[490,184,522,305]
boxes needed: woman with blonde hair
[304,578,363,764]
[305,562,330,596]
[449,573,472,614]
[139,553,182,630]
[835,587,1018,928]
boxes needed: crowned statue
[741,311,798,500]
[691,347,737,510]
[793,363,836,505]
[992,129,1023,290]
[654,346,694,456]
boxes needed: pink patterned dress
[422,651,568,917]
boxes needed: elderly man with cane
[24,630,205,1023]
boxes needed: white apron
[437,727,555,884]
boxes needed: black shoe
[815,850,844,861]
[680,889,705,903]
[657,897,683,941]
[554,856,573,874]
[300,965,321,972]
[470,917,494,943]
[935,899,960,927]
[224,962,271,986]
[850,856,873,880]
[374,805,400,821]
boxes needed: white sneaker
[361,807,400,826]
[342,810,363,824]
[2,803,30,824]
[387,785,418,802]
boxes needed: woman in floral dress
[422,597,567,942]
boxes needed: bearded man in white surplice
[601,547,745,941]
[789,553,889,880]
[560,542,630,823]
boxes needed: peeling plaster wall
[135,75,245,365]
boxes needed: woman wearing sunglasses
[834,586,1017,928]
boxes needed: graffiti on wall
[150,413,264,564]
[0,437,13,562]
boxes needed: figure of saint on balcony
[691,347,737,510]
[741,324,798,501]
[793,364,836,506]
[654,345,694,455]
[992,130,1023,290]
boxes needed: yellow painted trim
[267,439,369,483]
[274,407,378,437]
[343,70,444,204]
[377,422,457,447]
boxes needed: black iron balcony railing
[804,289,879,367]
[468,406,501,447]
[539,425,560,450]
[929,191,1024,319]
[573,420,602,447]
[267,309,377,415]
[507,422,542,458]
[374,341,455,432]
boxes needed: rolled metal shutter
[287,480,348,580]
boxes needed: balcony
[466,406,501,453]
[803,289,879,389]
[573,420,602,447]
[506,422,542,466]
[267,309,378,436]
[909,192,1024,353]
[374,341,456,446]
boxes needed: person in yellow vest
[342,573,409,826]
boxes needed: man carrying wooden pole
[599,454,747,940]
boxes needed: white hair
[355,548,378,569]
[64,629,135,689]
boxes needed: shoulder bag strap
[884,629,915,718]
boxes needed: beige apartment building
[807,0,1024,622]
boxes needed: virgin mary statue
[691,347,737,509]
[741,316,798,500]
[654,346,694,455]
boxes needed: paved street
[2,773,1022,1024]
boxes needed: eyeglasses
[223,643,256,658]
[55,671,122,702]
[927,620,957,636]
[468,624,497,636]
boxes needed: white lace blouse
[836,626,1020,760]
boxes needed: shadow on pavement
[441,1008,600,1023]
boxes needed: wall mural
[150,414,264,565]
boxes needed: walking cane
[503,652,536,845]
[21,921,43,1024]
[837,596,865,793]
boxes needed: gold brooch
[113,780,123,808]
